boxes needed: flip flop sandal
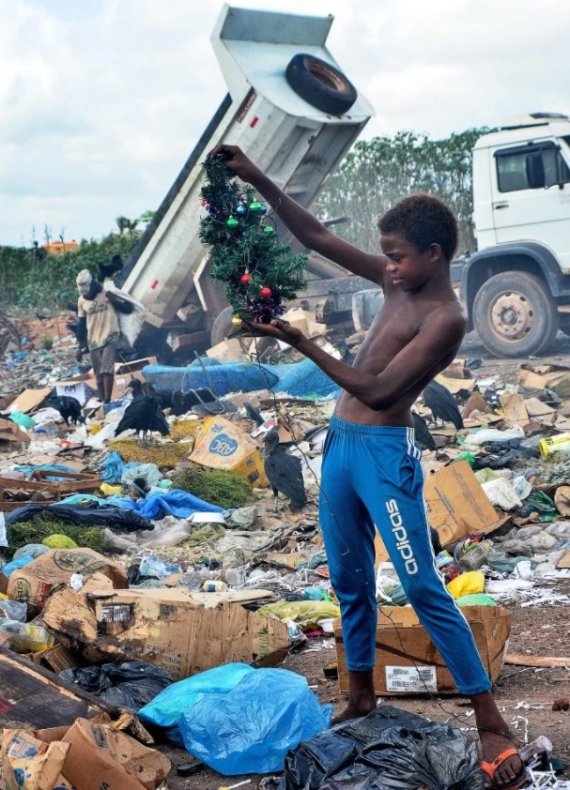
[481,747,528,789]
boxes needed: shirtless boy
[210,144,526,789]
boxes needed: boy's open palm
[243,319,304,348]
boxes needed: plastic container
[540,433,570,458]
[203,580,228,593]
[457,539,494,571]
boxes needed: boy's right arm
[209,145,386,288]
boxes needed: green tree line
[0,214,151,309]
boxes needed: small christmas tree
[199,156,307,324]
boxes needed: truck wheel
[473,272,559,357]
[286,54,357,115]
[210,306,234,347]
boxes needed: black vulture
[97,254,123,282]
[116,379,169,444]
[430,527,442,555]
[244,400,264,426]
[423,380,463,430]
[263,430,306,514]
[411,411,436,451]
[48,395,85,426]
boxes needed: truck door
[492,140,570,271]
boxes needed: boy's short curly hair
[378,194,458,261]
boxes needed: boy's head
[378,194,458,291]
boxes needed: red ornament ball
[240,273,252,285]
[260,287,272,299]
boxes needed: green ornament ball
[226,216,239,229]
[249,200,263,213]
[263,225,274,235]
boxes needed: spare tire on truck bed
[286,54,357,116]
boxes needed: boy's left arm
[246,308,464,410]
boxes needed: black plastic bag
[6,502,153,533]
[279,705,483,789]
[60,661,172,711]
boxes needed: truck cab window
[497,146,570,192]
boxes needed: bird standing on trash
[411,411,436,451]
[422,380,463,429]
[49,395,85,426]
[263,429,306,514]
[115,379,170,445]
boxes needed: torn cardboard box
[42,587,290,680]
[376,460,505,565]
[8,549,128,615]
[2,716,170,790]
[6,388,52,415]
[189,415,269,487]
[335,605,512,696]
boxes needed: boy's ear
[429,242,444,263]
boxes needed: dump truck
[119,4,374,359]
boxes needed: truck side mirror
[526,152,546,189]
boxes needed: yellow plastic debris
[42,534,79,549]
[446,570,485,599]
[100,483,122,497]
[257,600,340,630]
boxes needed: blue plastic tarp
[60,489,224,520]
[143,358,339,400]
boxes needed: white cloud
[0,0,568,246]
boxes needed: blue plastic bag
[139,663,254,745]
[180,668,332,775]
[1,555,34,577]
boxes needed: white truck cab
[462,112,570,356]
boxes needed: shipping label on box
[385,665,438,693]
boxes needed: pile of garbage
[0,320,570,786]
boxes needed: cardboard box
[2,717,170,790]
[375,460,504,566]
[189,416,269,487]
[206,338,247,363]
[281,307,327,338]
[335,605,512,696]
[42,587,290,680]
[8,548,128,614]
[6,388,52,414]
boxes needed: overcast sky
[1,0,568,247]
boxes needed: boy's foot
[331,692,377,725]
[479,729,526,789]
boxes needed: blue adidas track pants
[319,415,491,696]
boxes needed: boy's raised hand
[208,144,260,183]
[242,318,305,349]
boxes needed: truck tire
[473,271,559,357]
[286,54,357,115]
[210,306,234,347]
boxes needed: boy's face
[380,232,440,292]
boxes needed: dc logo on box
[209,434,238,456]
